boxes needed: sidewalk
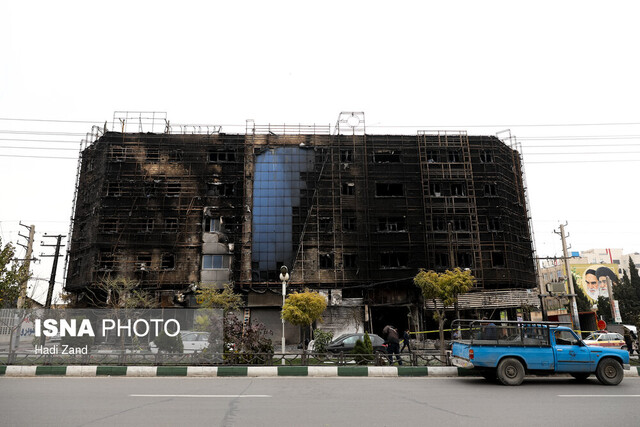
[2,365,639,378]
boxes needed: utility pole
[40,234,65,309]
[16,223,35,309]
[555,223,581,331]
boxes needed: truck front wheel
[596,358,624,386]
[497,358,525,386]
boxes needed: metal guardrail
[0,350,449,367]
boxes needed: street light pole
[279,265,289,366]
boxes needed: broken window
[208,150,236,163]
[457,252,473,268]
[143,181,157,197]
[380,253,409,269]
[448,150,462,162]
[101,219,118,234]
[429,183,442,197]
[484,184,497,196]
[98,251,115,270]
[167,182,181,197]
[110,146,126,161]
[432,217,446,232]
[426,151,439,163]
[170,149,184,162]
[202,254,231,269]
[144,218,154,233]
[492,252,505,267]
[343,254,358,269]
[106,182,121,197]
[452,218,469,231]
[207,183,234,197]
[480,150,494,163]
[147,148,159,162]
[161,253,175,270]
[375,183,404,197]
[487,217,501,231]
[319,217,333,233]
[378,217,406,232]
[340,149,353,163]
[319,253,334,269]
[137,253,152,270]
[341,182,355,196]
[451,183,466,196]
[434,252,449,268]
[374,150,401,163]
[165,218,178,232]
[342,216,357,232]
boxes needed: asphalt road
[2,376,639,427]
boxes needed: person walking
[383,325,402,365]
[401,330,412,353]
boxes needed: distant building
[65,113,537,341]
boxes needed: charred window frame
[429,183,442,197]
[169,149,184,162]
[484,183,497,196]
[165,218,178,232]
[207,182,234,197]
[137,253,152,270]
[452,218,469,231]
[374,150,401,163]
[432,217,446,232]
[448,150,462,162]
[342,216,357,232]
[161,253,175,270]
[110,146,126,162]
[340,149,353,163]
[434,252,449,268]
[208,150,236,163]
[456,252,473,268]
[451,183,466,196]
[106,182,121,197]
[375,183,404,197]
[98,251,115,271]
[319,253,334,269]
[343,253,358,269]
[378,217,406,232]
[480,150,494,163]
[100,219,118,234]
[487,217,501,231]
[380,252,409,269]
[319,217,333,233]
[167,182,181,197]
[143,218,154,233]
[147,148,159,162]
[341,182,355,196]
[426,151,439,163]
[492,251,505,267]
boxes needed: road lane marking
[130,394,271,398]
[558,395,640,398]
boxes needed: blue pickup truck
[451,320,630,386]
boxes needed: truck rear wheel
[497,358,525,386]
[595,358,624,386]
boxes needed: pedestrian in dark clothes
[382,325,402,365]
[401,330,412,353]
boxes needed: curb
[1,366,639,378]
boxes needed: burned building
[66,113,538,340]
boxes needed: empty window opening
[161,253,175,270]
[137,253,152,270]
[341,182,355,196]
[208,150,236,163]
[207,182,234,197]
[342,216,357,232]
[101,219,118,234]
[167,182,181,197]
[380,253,409,268]
[456,252,473,268]
[319,253,334,269]
[147,148,159,162]
[343,254,358,269]
[144,218,154,232]
[378,217,406,232]
[429,183,442,197]
[374,150,401,163]
[451,183,466,196]
[98,252,115,270]
[480,150,494,163]
[165,218,178,232]
[376,183,404,197]
[170,150,184,162]
[426,151,439,163]
[487,217,501,231]
[111,146,126,161]
[433,217,446,232]
[106,182,121,197]
[484,184,497,196]
[319,217,333,233]
[492,252,505,267]
[448,150,462,162]
[203,254,231,270]
[340,149,353,163]
[435,252,449,268]
[453,218,469,231]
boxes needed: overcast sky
[1,1,639,303]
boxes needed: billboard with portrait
[571,264,619,302]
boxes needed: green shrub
[352,332,374,365]
[312,329,334,353]
[154,331,184,353]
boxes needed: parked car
[583,332,627,349]
[150,331,210,354]
[326,333,387,354]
